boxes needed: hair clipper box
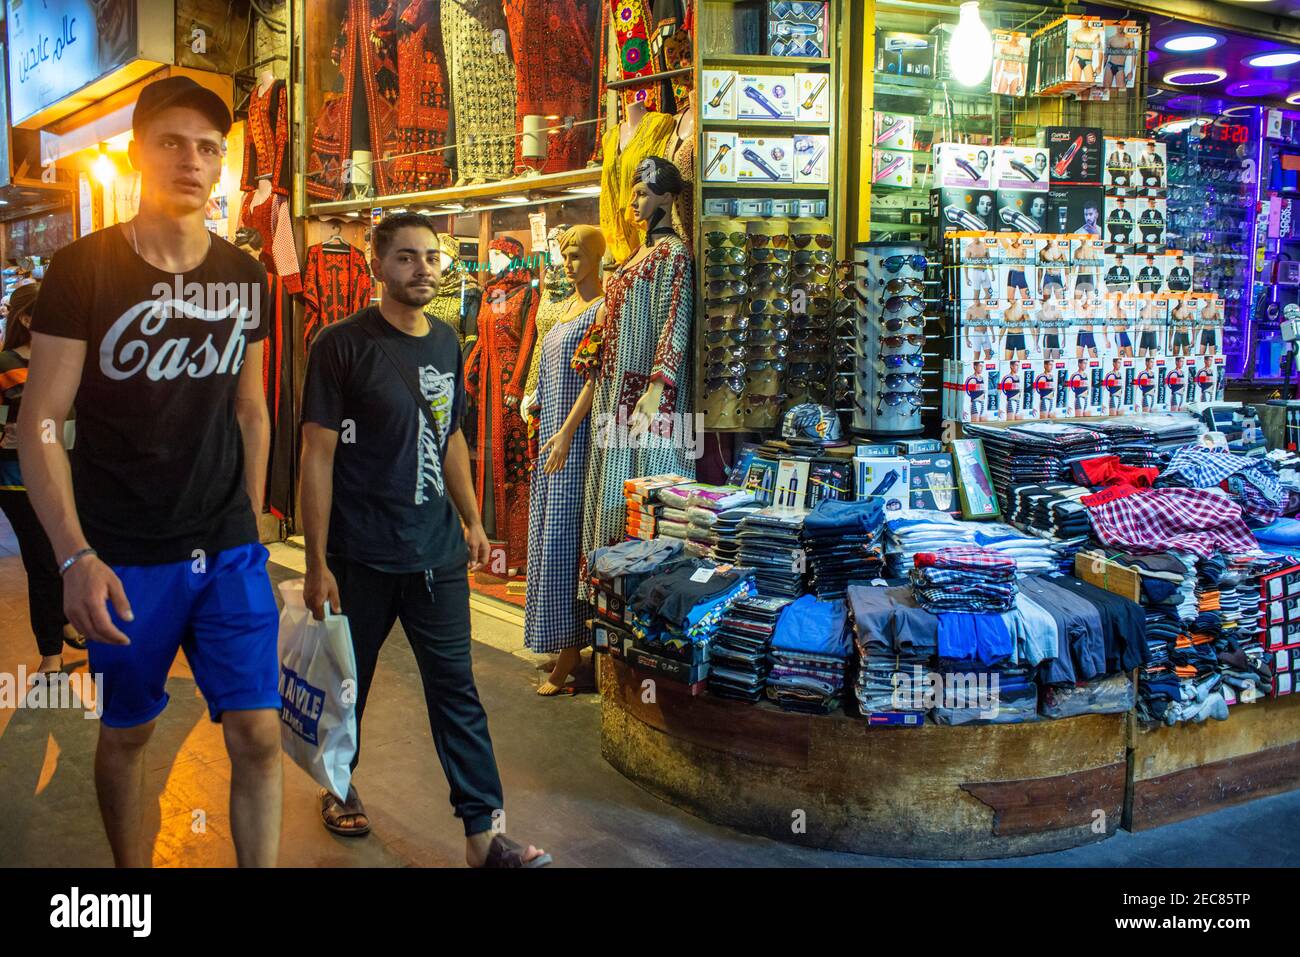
[931,188,998,242]
[795,72,831,122]
[990,146,1050,190]
[795,134,831,184]
[1039,126,1103,185]
[906,453,959,514]
[702,70,739,120]
[737,75,796,120]
[874,113,916,151]
[737,136,794,183]
[703,131,738,182]
[996,188,1050,232]
[876,30,935,77]
[934,143,993,189]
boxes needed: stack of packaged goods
[1156,445,1287,525]
[587,538,687,655]
[884,511,1065,578]
[801,499,885,598]
[846,583,933,725]
[965,422,1111,512]
[627,559,757,684]
[680,485,760,560]
[1005,484,1092,572]
[711,506,760,565]
[738,506,809,598]
[708,595,792,702]
[766,594,851,714]
[624,474,693,541]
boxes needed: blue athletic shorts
[88,543,280,728]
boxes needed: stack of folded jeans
[931,665,1038,725]
[965,422,1111,513]
[801,498,885,598]
[738,507,809,599]
[846,584,937,720]
[589,537,686,582]
[628,559,756,663]
[680,486,760,560]
[910,547,1018,613]
[766,594,851,714]
[709,595,791,702]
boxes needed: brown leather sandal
[482,833,551,868]
[320,787,371,837]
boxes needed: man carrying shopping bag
[299,212,550,868]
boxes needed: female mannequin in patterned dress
[523,225,606,695]
[576,156,695,601]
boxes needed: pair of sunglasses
[793,233,834,249]
[880,352,926,369]
[880,333,927,348]
[752,248,792,263]
[876,391,923,413]
[707,280,748,297]
[704,328,791,345]
[750,233,790,249]
[793,263,833,280]
[750,298,791,314]
[751,263,789,281]
[705,231,749,249]
[880,254,929,274]
[880,314,927,332]
[882,295,941,313]
[870,277,933,294]
[706,264,748,280]
[705,247,748,265]
[881,372,924,390]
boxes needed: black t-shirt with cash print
[30,226,269,565]
[300,307,468,574]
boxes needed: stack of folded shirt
[766,594,851,714]
[709,595,791,702]
[1157,445,1286,524]
[931,664,1038,725]
[846,583,936,720]
[680,486,760,561]
[623,475,694,541]
[628,559,756,664]
[885,511,1062,578]
[802,498,885,598]
[711,506,760,565]
[589,537,686,584]
[965,422,1111,513]
[909,546,1018,613]
[738,506,809,598]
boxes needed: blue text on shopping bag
[279,665,325,746]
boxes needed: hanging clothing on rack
[241,79,291,198]
[424,263,482,350]
[262,271,297,520]
[306,0,400,201]
[302,240,373,350]
[392,0,453,193]
[239,191,302,294]
[651,0,693,112]
[502,0,595,174]
[465,239,538,570]
[442,0,518,181]
[608,0,664,113]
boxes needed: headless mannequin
[620,101,649,151]
[251,70,277,207]
[489,249,526,414]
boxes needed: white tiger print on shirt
[415,366,455,504]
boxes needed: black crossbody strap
[360,314,445,450]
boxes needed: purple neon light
[1227,80,1287,97]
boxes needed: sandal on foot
[320,787,371,837]
[482,833,551,868]
[62,627,87,650]
[537,681,577,697]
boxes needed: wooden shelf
[305,166,601,217]
[701,181,831,191]
[702,118,832,130]
[703,53,832,67]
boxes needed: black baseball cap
[133,76,232,137]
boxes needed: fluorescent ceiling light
[1288,92,1300,105]
[497,194,531,204]
[1246,51,1300,68]
[565,185,602,196]
[1222,105,1255,116]
[1164,68,1227,86]
[435,203,466,213]
[1159,34,1223,53]
[1227,79,1287,96]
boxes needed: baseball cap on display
[132,76,232,137]
[781,403,843,445]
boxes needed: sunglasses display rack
[850,242,938,436]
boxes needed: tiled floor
[2,516,1300,867]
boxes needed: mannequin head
[437,233,460,272]
[558,225,606,286]
[630,157,684,230]
[488,236,525,276]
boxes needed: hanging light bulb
[92,146,116,186]
[950,1,994,87]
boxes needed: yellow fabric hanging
[599,111,677,265]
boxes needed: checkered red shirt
[913,546,1018,572]
[1081,486,1257,557]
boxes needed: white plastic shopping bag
[276,579,358,801]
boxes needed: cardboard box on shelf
[995,188,1051,232]
[931,187,998,240]
[702,70,739,121]
[1039,126,1103,184]
[1134,196,1167,252]
[737,74,796,120]
[795,134,831,184]
[933,142,993,188]
[876,30,935,77]
[795,71,831,121]
[769,0,828,58]
[991,30,1031,97]
[906,452,959,514]
[874,112,916,151]
[872,149,913,187]
[990,145,1050,190]
[737,136,795,183]
[854,456,910,513]
[704,131,738,182]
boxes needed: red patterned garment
[609,0,661,112]
[241,79,290,196]
[306,0,400,200]
[502,0,595,173]
[302,242,373,350]
[392,0,452,192]
[239,192,302,294]
[261,272,297,520]
[466,246,539,570]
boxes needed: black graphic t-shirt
[30,226,268,565]
[300,307,468,574]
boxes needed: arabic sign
[6,0,138,124]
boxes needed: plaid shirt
[913,546,1018,572]
[1082,486,1258,558]
[1159,446,1284,509]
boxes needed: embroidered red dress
[306,0,400,200]
[465,262,539,570]
[392,0,452,192]
[502,0,595,173]
[302,242,373,350]
[241,79,290,197]
[240,191,302,294]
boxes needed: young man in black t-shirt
[19,78,282,867]
[299,212,549,868]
